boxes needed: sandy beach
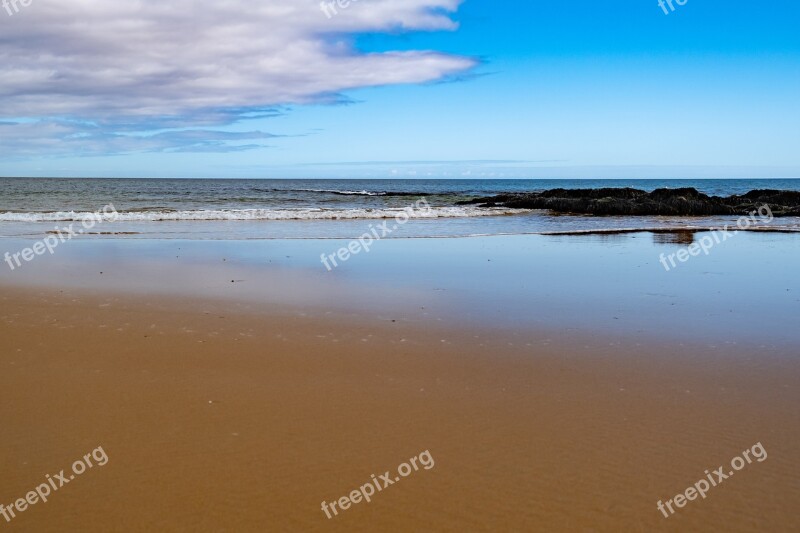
[1,236,799,531]
[3,0,800,529]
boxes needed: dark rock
[457,187,800,217]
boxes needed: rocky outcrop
[458,188,800,216]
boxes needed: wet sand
[1,284,799,532]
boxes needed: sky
[0,0,798,179]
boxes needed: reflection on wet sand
[652,231,696,245]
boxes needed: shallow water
[2,232,798,347]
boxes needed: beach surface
[1,234,799,531]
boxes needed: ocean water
[1,178,799,240]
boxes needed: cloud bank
[0,0,473,155]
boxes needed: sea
[1,178,799,240]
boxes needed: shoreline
[3,226,800,241]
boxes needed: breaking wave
[0,206,530,222]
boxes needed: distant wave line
[251,188,455,197]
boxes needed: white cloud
[0,120,287,157]
[0,0,474,154]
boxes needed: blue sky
[1,0,798,178]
